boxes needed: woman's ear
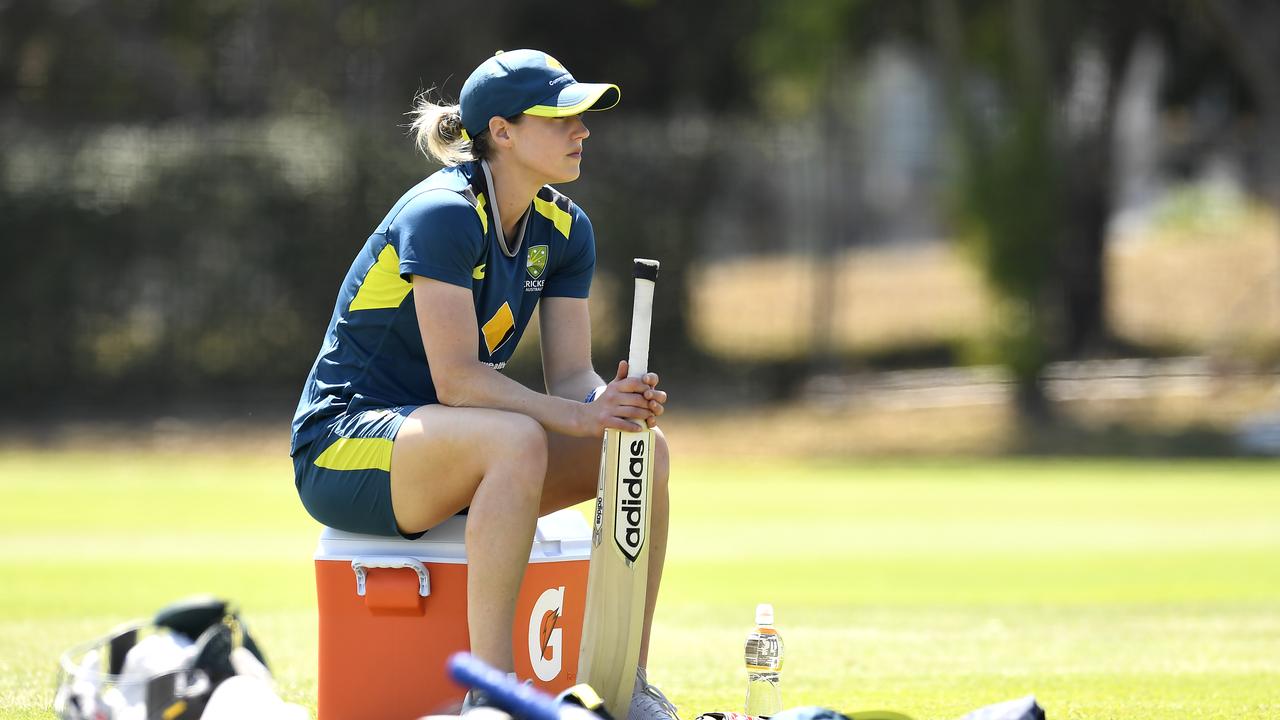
[488,116,513,147]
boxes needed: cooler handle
[351,557,430,598]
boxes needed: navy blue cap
[459,49,621,139]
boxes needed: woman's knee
[490,412,550,478]
[652,426,670,492]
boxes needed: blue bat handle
[447,652,568,720]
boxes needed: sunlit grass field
[2,449,1278,719]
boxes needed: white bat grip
[627,259,659,378]
[628,280,654,378]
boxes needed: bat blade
[578,258,660,719]
[578,426,652,717]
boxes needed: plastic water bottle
[744,603,783,716]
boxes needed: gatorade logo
[614,433,647,563]
[529,586,565,681]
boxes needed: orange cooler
[313,509,591,720]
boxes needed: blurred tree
[1203,0,1280,291]
[1202,1,1280,191]
[10,0,1260,413]
[931,0,1175,422]
[747,0,1139,417]
[0,0,761,406]
[932,0,1058,421]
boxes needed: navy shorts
[293,406,424,539]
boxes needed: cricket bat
[577,258,660,718]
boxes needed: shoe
[627,668,679,720]
[460,690,517,720]
[460,688,492,714]
[460,673,526,717]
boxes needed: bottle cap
[755,603,774,626]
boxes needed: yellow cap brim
[523,83,621,118]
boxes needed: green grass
[2,451,1278,719]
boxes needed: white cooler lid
[314,508,591,563]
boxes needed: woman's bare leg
[389,405,549,671]
[539,427,670,668]
[390,405,670,675]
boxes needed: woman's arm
[413,276,652,436]
[538,296,605,402]
[540,295,666,429]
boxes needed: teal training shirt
[291,160,596,455]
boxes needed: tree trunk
[1059,130,1112,357]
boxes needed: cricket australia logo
[614,433,648,563]
[527,245,549,280]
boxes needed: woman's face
[503,113,591,184]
